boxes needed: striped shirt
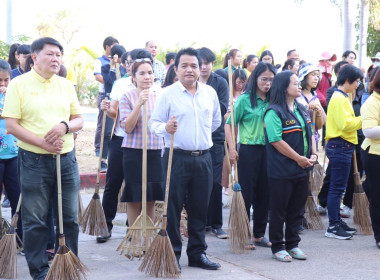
[119,87,163,149]
[153,59,166,86]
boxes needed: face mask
[374,61,380,67]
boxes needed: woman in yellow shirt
[360,67,380,249]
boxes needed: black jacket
[207,72,229,143]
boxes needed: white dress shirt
[149,81,221,150]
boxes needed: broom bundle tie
[233,182,242,191]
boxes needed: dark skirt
[121,148,164,202]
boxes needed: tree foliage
[0,35,31,60]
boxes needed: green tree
[0,35,30,60]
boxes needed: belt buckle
[191,151,200,156]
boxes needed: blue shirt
[11,66,24,79]
[0,93,18,159]
[149,81,221,150]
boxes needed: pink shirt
[119,88,163,150]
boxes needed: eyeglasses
[260,77,273,84]
[294,82,302,87]
[135,58,152,63]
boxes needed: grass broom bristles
[311,163,324,195]
[0,219,10,240]
[46,235,88,280]
[353,192,372,235]
[305,196,324,230]
[139,225,180,278]
[79,192,109,237]
[117,182,127,213]
[228,183,252,254]
[0,227,17,279]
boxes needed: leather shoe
[188,254,221,270]
[96,233,111,243]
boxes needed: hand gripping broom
[310,110,324,195]
[223,141,233,208]
[226,58,252,254]
[45,154,88,280]
[352,151,372,235]
[0,194,22,278]
[117,100,158,260]
[139,133,180,278]
[79,95,109,237]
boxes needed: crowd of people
[0,35,380,279]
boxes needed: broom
[310,110,324,195]
[304,171,324,230]
[352,151,372,235]
[0,202,10,240]
[78,191,85,222]
[46,154,88,280]
[79,95,109,237]
[0,194,22,279]
[117,101,158,260]
[139,133,180,278]
[223,141,233,208]
[226,58,252,254]
[117,182,127,213]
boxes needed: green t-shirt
[264,102,309,156]
[226,92,269,145]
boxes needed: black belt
[38,153,69,158]
[173,149,210,156]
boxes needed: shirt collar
[31,68,55,83]
[177,81,199,95]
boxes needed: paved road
[1,192,379,280]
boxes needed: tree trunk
[343,0,357,52]
[358,0,369,67]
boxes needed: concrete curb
[80,173,106,189]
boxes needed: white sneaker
[317,205,327,215]
[340,205,352,218]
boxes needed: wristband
[61,121,70,134]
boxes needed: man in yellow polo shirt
[2,37,83,280]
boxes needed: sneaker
[1,198,10,208]
[340,219,357,235]
[325,224,353,240]
[211,228,229,239]
[317,204,327,215]
[100,161,107,173]
[340,205,352,218]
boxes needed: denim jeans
[325,138,355,226]
[18,148,79,280]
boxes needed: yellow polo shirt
[325,90,361,144]
[361,92,380,155]
[2,68,81,154]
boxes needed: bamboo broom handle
[15,194,22,214]
[142,101,148,236]
[96,97,108,193]
[227,59,239,182]
[110,64,121,138]
[349,91,362,187]
[56,154,64,235]
[162,134,174,229]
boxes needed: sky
[0,0,348,65]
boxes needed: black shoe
[188,254,221,270]
[340,219,357,235]
[325,224,352,240]
[96,233,111,243]
[211,228,229,239]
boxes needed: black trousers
[269,176,308,254]
[207,142,224,229]
[102,136,124,232]
[318,147,364,208]
[361,147,380,243]
[238,144,269,238]
[163,149,213,261]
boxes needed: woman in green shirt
[225,62,276,248]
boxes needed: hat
[319,51,337,62]
[298,63,320,82]
[371,52,380,62]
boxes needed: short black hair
[165,52,177,65]
[197,47,216,64]
[287,49,297,57]
[175,48,202,68]
[0,59,11,75]
[31,37,63,54]
[269,70,295,112]
[242,55,258,69]
[129,49,153,63]
[103,36,119,50]
[334,60,349,76]
[336,64,364,86]
[259,50,274,65]
[121,52,129,65]
[17,44,31,55]
[163,64,177,87]
[111,45,126,58]
[282,58,297,71]
[342,50,357,59]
